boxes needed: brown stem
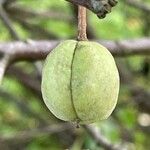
[77,5,88,41]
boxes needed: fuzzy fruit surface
[41,40,120,124]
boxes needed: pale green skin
[41,40,120,124]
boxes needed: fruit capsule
[41,40,120,124]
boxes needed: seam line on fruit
[70,41,81,122]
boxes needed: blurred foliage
[0,0,150,150]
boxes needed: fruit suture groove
[70,42,82,123]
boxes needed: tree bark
[66,0,118,18]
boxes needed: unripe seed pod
[41,40,120,124]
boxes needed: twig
[0,54,10,83]
[67,0,118,18]
[83,125,124,150]
[0,38,149,61]
[0,38,149,83]
[1,4,53,86]
[0,3,19,83]
[0,4,20,40]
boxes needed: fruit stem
[77,5,88,41]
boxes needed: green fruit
[41,40,119,124]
